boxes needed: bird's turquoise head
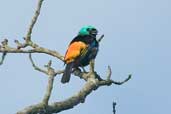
[78,25,98,36]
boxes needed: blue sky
[0,0,171,114]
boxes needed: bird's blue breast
[80,40,99,66]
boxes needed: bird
[61,25,99,83]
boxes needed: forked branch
[26,0,44,41]
[17,64,131,114]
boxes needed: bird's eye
[87,28,90,31]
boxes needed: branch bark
[16,66,131,114]
[0,52,7,65]
[25,0,44,41]
[0,40,64,61]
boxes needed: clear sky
[0,0,171,114]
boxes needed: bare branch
[107,66,112,80]
[0,52,7,65]
[89,59,95,73]
[48,80,99,113]
[17,78,99,114]
[111,74,132,85]
[54,70,64,75]
[16,70,131,114]
[29,54,58,107]
[16,103,45,114]
[29,53,48,75]
[0,45,64,61]
[29,53,63,77]
[73,69,95,81]
[104,66,131,85]
[42,75,54,106]
[15,0,44,49]
[98,74,131,86]
[0,39,8,65]
[26,0,44,42]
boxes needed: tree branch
[0,52,7,65]
[42,74,54,106]
[17,0,44,49]
[29,53,63,76]
[0,43,64,61]
[16,66,131,114]
[111,74,132,85]
[29,53,48,74]
[25,0,44,42]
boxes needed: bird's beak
[91,30,98,35]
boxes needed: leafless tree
[0,0,131,114]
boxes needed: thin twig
[54,69,64,75]
[0,52,7,65]
[107,66,112,80]
[29,53,48,75]
[16,0,44,49]
[42,75,54,105]
[25,0,44,41]
[111,74,132,85]
[29,53,63,76]
[0,47,64,61]
[89,60,95,73]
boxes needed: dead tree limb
[16,62,131,114]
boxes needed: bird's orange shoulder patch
[64,41,87,64]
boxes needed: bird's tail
[61,62,73,83]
